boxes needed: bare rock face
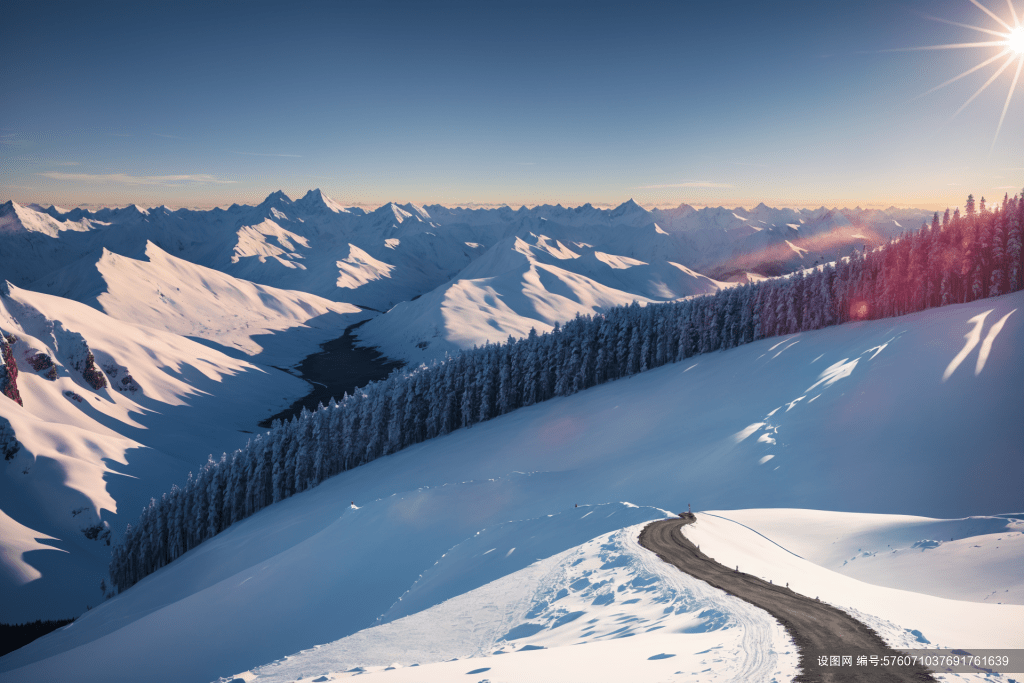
[28,352,54,372]
[80,351,107,390]
[0,334,22,406]
[81,521,112,545]
[100,359,141,394]
[27,352,59,380]
[52,321,107,390]
[0,416,20,461]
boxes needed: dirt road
[638,516,936,682]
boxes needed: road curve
[639,516,936,683]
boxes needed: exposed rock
[0,417,20,461]
[28,352,54,372]
[118,374,141,393]
[101,360,141,394]
[81,351,107,390]
[29,352,59,379]
[52,321,107,390]
[81,521,111,545]
[0,335,22,406]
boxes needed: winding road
[639,515,936,682]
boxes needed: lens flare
[897,1,1024,150]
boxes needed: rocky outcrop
[52,322,107,390]
[100,361,141,394]
[0,334,22,406]
[0,417,20,460]
[28,352,53,371]
[28,352,58,380]
[80,351,107,390]
[81,521,111,545]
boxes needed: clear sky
[2,0,1022,210]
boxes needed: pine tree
[271,420,288,504]
[312,408,330,486]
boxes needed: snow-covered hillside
[1,193,932,363]
[2,291,1019,683]
[31,241,365,365]
[0,280,361,622]
[356,231,729,365]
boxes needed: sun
[1010,25,1024,53]
[899,0,1024,149]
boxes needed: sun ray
[1005,0,1020,27]
[991,54,1024,150]
[968,0,1015,31]
[923,14,1010,38]
[950,51,1019,121]
[878,40,1007,52]
[913,49,1012,100]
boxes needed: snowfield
[235,518,800,683]
[0,279,361,622]
[0,290,1020,683]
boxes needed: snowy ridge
[356,230,728,365]
[0,283,333,622]
[0,193,932,360]
[31,241,365,364]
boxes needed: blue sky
[2,0,1022,209]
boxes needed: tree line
[108,190,1023,593]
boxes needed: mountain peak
[296,188,348,214]
[371,202,414,224]
[610,198,646,217]
[260,190,293,206]
[400,203,431,221]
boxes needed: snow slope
[0,283,316,622]
[31,241,366,365]
[356,231,729,365]
[233,520,799,683]
[228,510,1022,683]
[1,291,1019,683]
[700,509,1024,605]
[682,513,1022,649]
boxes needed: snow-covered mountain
[0,192,934,364]
[0,279,365,623]
[30,241,365,365]
[1,290,1019,683]
[356,230,728,365]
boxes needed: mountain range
[1,191,932,364]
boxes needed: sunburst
[896,0,1023,150]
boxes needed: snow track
[625,524,793,682]
[641,517,938,682]
[232,521,797,683]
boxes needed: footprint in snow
[648,653,676,660]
